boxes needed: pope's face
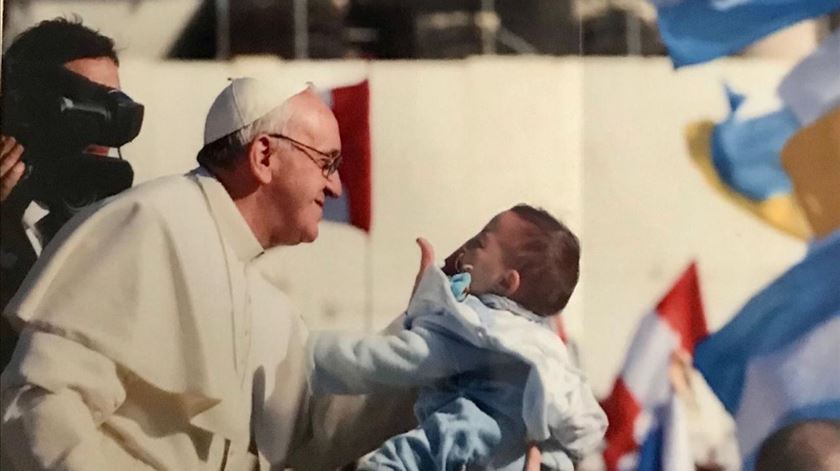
[265,91,343,246]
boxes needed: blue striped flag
[652,0,840,67]
[694,230,840,470]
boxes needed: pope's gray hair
[196,99,295,169]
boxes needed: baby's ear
[499,269,521,297]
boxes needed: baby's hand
[411,237,436,298]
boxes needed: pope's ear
[247,135,274,184]
[499,269,520,297]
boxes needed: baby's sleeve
[543,373,608,466]
[306,326,488,395]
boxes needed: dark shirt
[0,202,68,370]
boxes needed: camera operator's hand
[1,135,26,202]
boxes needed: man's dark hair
[1,17,120,133]
[506,204,580,317]
[3,17,119,70]
[756,420,840,471]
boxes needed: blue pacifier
[449,266,473,301]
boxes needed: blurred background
[2,1,838,470]
[5,0,834,61]
[0,0,832,408]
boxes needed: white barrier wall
[119,56,585,341]
[117,57,802,395]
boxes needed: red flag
[324,80,372,233]
[601,262,708,470]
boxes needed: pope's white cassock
[0,168,414,470]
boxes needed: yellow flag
[684,121,812,240]
[782,105,840,239]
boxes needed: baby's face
[458,210,530,295]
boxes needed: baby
[307,204,607,470]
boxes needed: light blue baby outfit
[308,266,607,470]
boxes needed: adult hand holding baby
[411,237,436,297]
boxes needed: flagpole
[626,10,642,56]
[293,0,309,59]
[215,0,231,59]
[364,235,374,332]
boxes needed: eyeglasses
[268,133,342,177]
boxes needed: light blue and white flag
[778,28,840,126]
[711,86,800,202]
[694,230,840,471]
[652,0,840,67]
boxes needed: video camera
[1,64,144,212]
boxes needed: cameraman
[0,18,144,370]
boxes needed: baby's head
[454,204,580,317]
